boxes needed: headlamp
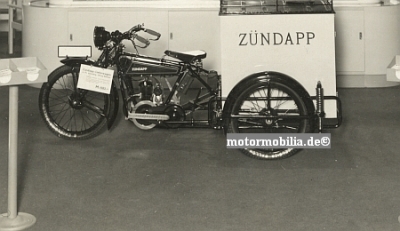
[93,26,111,49]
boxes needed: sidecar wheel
[39,65,110,140]
[227,79,311,160]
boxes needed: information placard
[77,64,114,94]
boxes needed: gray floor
[1,32,400,231]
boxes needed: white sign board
[58,46,92,58]
[77,64,114,94]
[220,14,336,117]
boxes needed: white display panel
[220,14,337,117]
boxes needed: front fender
[222,71,315,131]
[106,81,119,130]
[60,57,96,67]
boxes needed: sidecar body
[219,0,338,119]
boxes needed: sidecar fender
[222,71,315,132]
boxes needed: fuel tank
[120,55,180,75]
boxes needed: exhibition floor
[1,32,400,231]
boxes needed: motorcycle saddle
[164,50,207,63]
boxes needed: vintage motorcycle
[38,24,341,160]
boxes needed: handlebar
[126,24,161,48]
[144,28,161,40]
[94,24,161,49]
[132,33,151,48]
[128,24,144,33]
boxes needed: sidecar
[217,0,342,159]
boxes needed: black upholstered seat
[164,50,207,63]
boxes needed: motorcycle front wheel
[39,65,110,140]
[227,79,311,160]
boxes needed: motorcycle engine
[137,78,164,106]
[139,79,153,101]
[152,83,163,106]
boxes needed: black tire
[39,65,110,140]
[227,79,311,160]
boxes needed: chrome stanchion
[0,86,36,231]
[0,57,46,230]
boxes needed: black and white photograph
[0,0,400,230]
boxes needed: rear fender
[222,71,315,131]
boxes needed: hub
[68,93,84,109]
[260,108,278,126]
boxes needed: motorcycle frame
[113,52,342,131]
[114,50,222,128]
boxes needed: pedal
[128,113,169,120]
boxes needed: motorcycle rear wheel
[39,65,109,140]
[227,79,311,160]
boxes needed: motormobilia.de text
[239,30,316,46]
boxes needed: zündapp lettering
[239,31,316,46]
